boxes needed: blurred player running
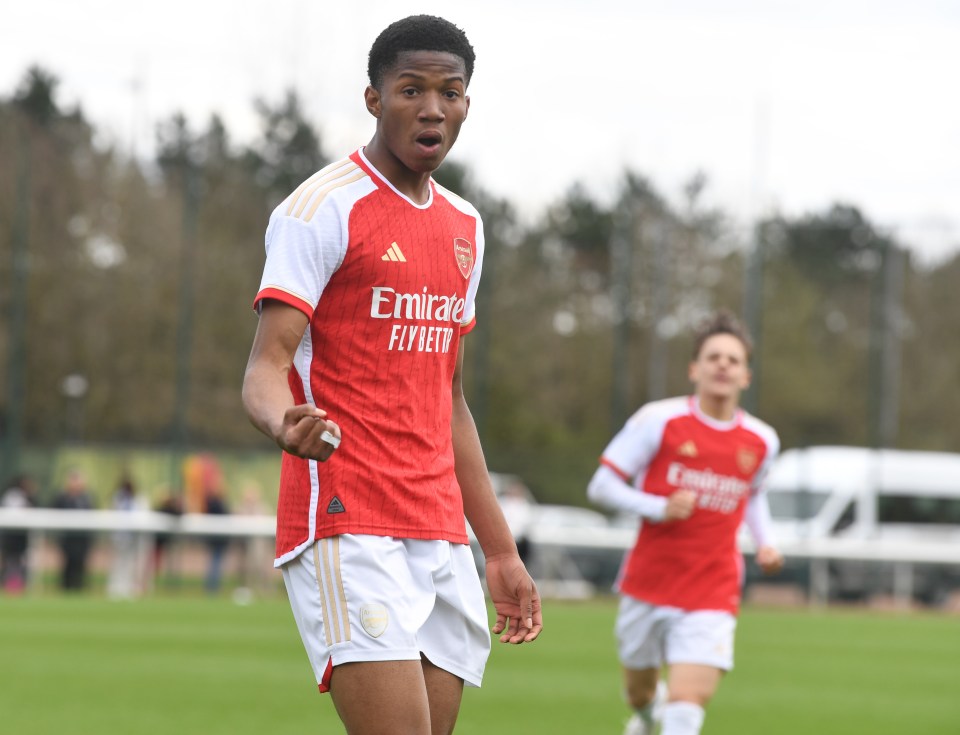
[242,15,541,735]
[588,311,783,735]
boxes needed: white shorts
[281,535,491,693]
[615,596,737,671]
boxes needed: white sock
[633,701,657,732]
[660,701,705,735]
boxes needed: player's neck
[363,139,433,204]
[695,393,739,422]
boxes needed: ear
[687,360,698,384]
[364,85,382,119]
[464,95,470,120]
[740,368,753,391]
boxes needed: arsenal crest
[737,448,759,474]
[453,238,474,279]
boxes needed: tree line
[1,67,957,505]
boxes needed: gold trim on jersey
[286,158,355,216]
[287,160,366,222]
[314,538,351,646]
[381,242,407,262]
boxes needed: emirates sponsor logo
[370,286,464,353]
[370,286,465,323]
[666,462,750,514]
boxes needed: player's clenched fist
[664,489,696,521]
[277,404,342,462]
[755,545,784,575]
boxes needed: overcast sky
[3,0,959,263]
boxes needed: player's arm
[451,338,541,645]
[241,300,340,461]
[587,464,694,522]
[744,491,783,574]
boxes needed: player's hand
[756,545,784,575]
[276,404,341,462]
[484,553,542,645]
[664,489,696,521]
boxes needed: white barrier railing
[2,508,958,604]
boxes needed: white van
[762,446,960,602]
[765,446,960,543]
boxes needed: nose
[418,91,445,121]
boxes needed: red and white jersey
[255,148,484,565]
[601,396,779,614]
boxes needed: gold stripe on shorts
[314,538,351,645]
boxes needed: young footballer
[587,311,783,735]
[242,15,542,735]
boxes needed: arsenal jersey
[601,396,779,614]
[255,149,484,564]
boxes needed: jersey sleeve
[599,401,670,481]
[254,207,346,317]
[744,417,781,495]
[458,214,484,335]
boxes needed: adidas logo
[677,440,698,458]
[381,242,406,262]
[326,496,346,514]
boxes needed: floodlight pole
[741,225,765,415]
[170,161,201,490]
[609,194,634,433]
[2,119,31,478]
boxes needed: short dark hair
[691,310,754,361]
[368,15,475,90]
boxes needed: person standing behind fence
[587,311,784,735]
[1,474,38,593]
[203,484,230,594]
[50,468,96,592]
[107,476,146,600]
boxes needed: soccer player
[587,311,783,735]
[241,15,542,735]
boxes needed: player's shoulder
[272,154,376,225]
[432,181,481,220]
[626,396,690,428]
[740,411,780,452]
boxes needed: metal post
[170,161,201,488]
[609,196,634,432]
[741,226,765,414]
[646,220,669,401]
[2,118,31,478]
[878,247,904,448]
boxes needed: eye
[444,89,461,100]
[402,87,419,97]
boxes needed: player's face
[688,334,751,402]
[364,51,470,181]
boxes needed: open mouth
[416,132,442,150]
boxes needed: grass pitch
[0,595,957,734]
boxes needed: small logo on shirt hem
[326,496,346,514]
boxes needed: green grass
[1,595,958,734]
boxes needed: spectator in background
[152,489,184,586]
[1,474,38,594]
[50,468,96,591]
[107,476,146,600]
[203,484,230,594]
